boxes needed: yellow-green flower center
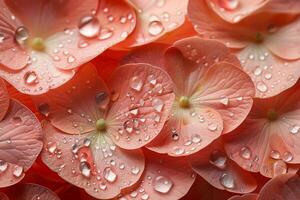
[96,118,107,132]
[30,37,45,51]
[179,96,190,108]
[267,109,278,121]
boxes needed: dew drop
[47,142,57,154]
[220,173,235,189]
[192,134,201,143]
[78,15,100,38]
[289,125,300,135]
[24,71,38,85]
[103,167,117,183]
[67,55,76,63]
[0,160,8,172]
[15,26,29,44]
[38,103,50,116]
[208,123,218,131]
[240,147,251,160]
[152,98,164,112]
[210,150,227,169]
[270,150,280,160]
[13,165,23,178]
[79,161,91,178]
[173,146,185,155]
[131,166,140,175]
[282,151,293,162]
[98,28,113,40]
[83,138,91,147]
[148,21,164,36]
[95,91,108,105]
[141,193,149,200]
[218,0,239,11]
[147,74,157,85]
[220,97,229,106]
[130,76,143,91]
[153,175,173,194]
[257,82,268,93]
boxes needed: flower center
[30,37,46,51]
[96,118,107,132]
[179,96,190,108]
[267,109,278,121]
[255,32,264,43]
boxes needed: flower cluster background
[0,0,300,199]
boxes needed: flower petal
[189,139,257,194]
[258,173,300,200]
[147,108,223,156]
[0,51,75,95]
[0,79,9,121]
[4,183,60,200]
[0,0,29,70]
[260,0,300,14]
[265,17,300,60]
[0,99,43,187]
[42,121,145,200]
[229,194,258,200]
[237,45,300,98]
[118,0,187,47]
[0,192,8,200]
[207,0,269,24]
[34,63,108,134]
[120,149,195,200]
[106,63,175,149]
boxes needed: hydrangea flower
[123,37,255,156]
[188,0,300,98]
[35,63,175,199]
[225,81,300,177]
[0,79,43,187]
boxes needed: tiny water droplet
[13,165,23,177]
[152,98,164,112]
[173,146,185,155]
[103,167,117,182]
[240,147,251,159]
[208,123,218,131]
[47,142,57,154]
[0,160,8,172]
[131,166,140,175]
[257,82,268,93]
[153,175,173,194]
[282,151,293,162]
[289,125,300,135]
[270,150,280,160]
[80,161,91,178]
[220,97,229,106]
[130,76,143,91]
[98,28,113,40]
[192,134,201,143]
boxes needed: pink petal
[0,51,75,95]
[237,45,300,98]
[147,108,223,156]
[190,139,257,193]
[0,99,43,187]
[260,0,300,14]
[4,183,60,200]
[120,150,195,200]
[118,0,188,47]
[42,121,145,200]
[0,192,9,200]
[0,79,9,121]
[265,17,300,60]
[34,63,108,134]
[0,0,29,70]
[229,194,258,200]
[188,0,251,48]
[106,63,175,149]
[207,0,269,23]
[258,173,300,200]
[225,82,300,177]
[46,0,136,70]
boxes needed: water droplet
[153,175,173,194]
[13,165,23,177]
[270,150,280,160]
[67,55,76,63]
[15,26,29,44]
[173,146,185,155]
[232,14,242,23]
[12,116,22,125]
[95,91,108,105]
[264,73,272,80]
[24,71,38,85]
[47,142,57,154]
[124,120,134,133]
[152,98,164,112]
[38,103,50,116]
[220,97,229,106]
[148,21,164,36]
[208,123,218,131]
[147,74,157,85]
[257,82,268,93]
[83,138,91,147]
[220,173,235,189]
[240,147,251,159]
[192,134,202,143]
[210,150,227,169]
[78,15,100,38]
[98,28,113,40]
[130,76,143,91]
[0,160,8,172]
[218,0,239,11]
[103,167,117,182]
[254,67,262,76]
[282,151,293,162]
[80,161,91,178]
[289,125,300,135]
[141,193,149,200]
[171,129,179,141]
[131,166,140,175]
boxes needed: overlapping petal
[0,79,9,121]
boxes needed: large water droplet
[282,151,293,162]
[80,161,91,178]
[218,0,239,11]
[219,173,235,189]
[130,76,143,91]
[152,98,164,112]
[24,71,38,85]
[270,150,280,160]
[289,125,300,135]
[240,147,251,159]
[103,167,117,182]
[148,21,164,36]
[13,165,23,177]
[210,150,227,169]
[15,26,29,44]
[47,142,57,154]
[153,175,173,194]
[78,15,100,38]
[257,82,268,93]
[0,160,8,172]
